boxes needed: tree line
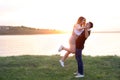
[0,26,65,35]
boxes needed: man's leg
[75,49,83,75]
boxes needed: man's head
[86,22,93,29]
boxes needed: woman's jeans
[75,49,83,75]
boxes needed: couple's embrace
[58,16,93,78]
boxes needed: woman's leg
[61,51,70,61]
[63,47,75,53]
[58,45,75,53]
[59,51,70,67]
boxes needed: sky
[0,0,120,31]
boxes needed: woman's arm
[74,24,86,30]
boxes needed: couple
[58,16,93,78]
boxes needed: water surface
[0,33,120,57]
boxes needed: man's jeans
[75,49,83,75]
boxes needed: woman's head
[77,16,86,26]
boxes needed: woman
[58,16,86,67]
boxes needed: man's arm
[84,28,90,38]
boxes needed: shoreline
[0,53,119,57]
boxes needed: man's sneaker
[75,73,84,78]
[73,72,78,75]
[59,60,64,67]
[58,45,63,52]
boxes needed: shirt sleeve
[74,24,84,36]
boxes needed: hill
[0,26,65,35]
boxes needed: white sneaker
[75,73,84,78]
[59,60,64,67]
[58,45,63,52]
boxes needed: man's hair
[89,22,93,28]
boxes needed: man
[75,22,93,78]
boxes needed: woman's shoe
[58,45,63,52]
[59,60,64,67]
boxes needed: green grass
[0,55,120,80]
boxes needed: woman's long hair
[77,16,86,27]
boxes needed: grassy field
[0,55,120,80]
